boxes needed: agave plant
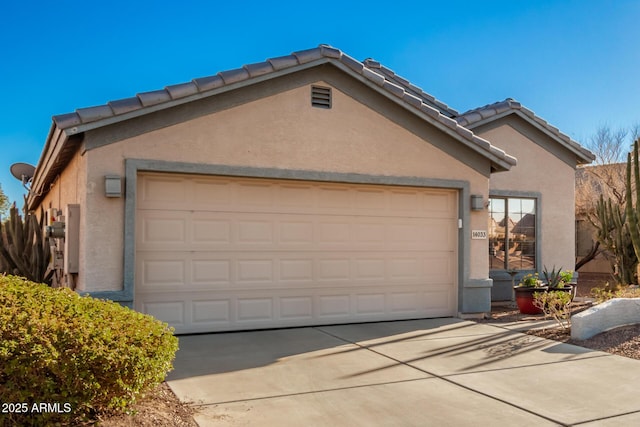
[0,203,53,285]
[542,265,566,289]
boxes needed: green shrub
[533,290,573,330]
[0,275,179,424]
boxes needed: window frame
[488,192,541,273]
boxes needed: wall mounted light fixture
[471,195,485,211]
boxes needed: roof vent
[311,86,331,109]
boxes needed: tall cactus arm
[626,139,640,285]
[625,151,640,258]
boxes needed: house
[27,45,594,333]
[575,163,626,283]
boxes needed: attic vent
[311,86,332,109]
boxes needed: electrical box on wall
[46,208,59,227]
[64,204,80,274]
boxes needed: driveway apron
[167,318,640,426]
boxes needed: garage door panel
[135,173,458,333]
[280,296,314,319]
[355,293,386,314]
[137,211,455,252]
[318,258,351,281]
[390,292,422,313]
[137,286,454,333]
[354,188,387,211]
[236,182,275,208]
[137,250,455,290]
[139,175,189,209]
[139,213,187,247]
[192,260,231,284]
[279,221,315,244]
[192,300,231,324]
[192,219,231,244]
[142,259,186,287]
[280,259,314,282]
[317,295,351,317]
[354,258,386,280]
[237,220,274,244]
[237,298,274,322]
[424,254,455,283]
[277,183,317,208]
[422,191,457,217]
[192,180,232,207]
[142,300,186,326]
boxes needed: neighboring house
[27,45,594,333]
[575,163,626,279]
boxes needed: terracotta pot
[514,286,548,314]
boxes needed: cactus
[625,138,640,284]
[590,194,636,286]
[0,203,53,285]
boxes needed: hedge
[0,275,179,424]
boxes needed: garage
[134,172,458,333]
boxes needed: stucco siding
[478,120,576,272]
[79,81,490,293]
[36,148,87,289]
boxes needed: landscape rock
[571,298,640,340]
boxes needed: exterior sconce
[471,195,485,211]
[105,175,122,198]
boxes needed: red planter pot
[514,286,548,315]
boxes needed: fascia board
[466,110,594,164]
[28,125,65,209]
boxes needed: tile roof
[456,98,595,164]
[30,45,522,209]
[362,59,459,118]
[50,44,516,170]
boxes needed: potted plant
[514,272,548,314]
[543,266,576,299]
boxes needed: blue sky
[1,0,639,204]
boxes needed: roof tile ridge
[367,61,459,116]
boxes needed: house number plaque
[471,230,487,239]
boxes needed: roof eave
[54,55,514,175]
[61,57,334,137]
[323,60,517,173]
[28,125,82,210]
[463,109,595,165]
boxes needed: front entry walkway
[167,318,640,426]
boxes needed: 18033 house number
[471,230,487,239]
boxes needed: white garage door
[135,172,458,333]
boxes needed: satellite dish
[10,162,36,191]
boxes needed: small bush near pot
[518,272,542,287]
[0,275,178,424]
[533,290,573,330]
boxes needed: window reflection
[489,197,536,270]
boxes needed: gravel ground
[478,302,640,360]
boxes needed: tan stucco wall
[71,81,491,292]
[37,148,87,289]
[477,121,576,272]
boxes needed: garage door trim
[92,159,472,318]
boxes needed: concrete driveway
[167,318,640,426]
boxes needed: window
[488,197,536,270]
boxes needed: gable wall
[475,116,576,274]
[77,76,492,293]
